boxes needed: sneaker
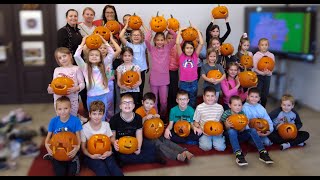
[43,153,53,160]
[298,142,306,147]
[259,150,274,164]
[235,151,248,166]
[280,142,291,151]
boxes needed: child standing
[74,35,112,121]
[206,15,231,48]
[233,33,253,71]
[136,92,194,162]
[221,95,274,166]
[253,38,275,107]
[242,88,274,146]
[44,96,83,176]
[165,90,201,144]
[47,47,85,117]
[201,48,226,101]
[176,26,204,109]
[268,94,309,150]
[193,86,226,151]
[81,101,123,176]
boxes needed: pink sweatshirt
[221,78,248,105]
[169,45,179,71]
[253,51,275,76]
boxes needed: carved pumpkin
[51,77,74,95]
[203,121,224,136]
[249,118,269,133]
[120,67,140,88]
[85,34,103,50]
[212,5,229,19]
[240,54,253,69]
[87,134,111,155]
[106,20,121,34]
[181,27,198,42]
[93,26,111,41]
[143,118,164,139]
[228,114,249,131]
[128,13,142,30]
[278,123,298,140]
[207,70,223,79]
[50,131,78,161]
[118,136,138,154]
[174,120,191,137]
[238,71,258,88]
[149,12,167,33]
[257,56,275,72]
[167,14,180,32]
[220,43,234,56]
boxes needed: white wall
[56,4,320,111]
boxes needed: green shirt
[169,105,195,123]
[220,109,246,122]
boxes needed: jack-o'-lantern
[203,121,224,136]
[228,114,249,131]
[174,120,191,137]
[257,56,275,72]
[149,12,167,33]
[128,13,142,30]
[238,71,258,88]
[50,131,78,161]
[118,136,138,154]
[85,34,103,50]
[120,67,140,88]
[207,70,223,79]
[211,5,229,19]
[93,26,111,41]
[240,53,253,69]
[220,43,234,56]
[51,77,74,95]
[181,27,198,42]
[143,118,164,139]
[167,14,180,32]
[278,123,298,140]
[249,118,269,133]
[106,20,121,34]
[87,134,111,155]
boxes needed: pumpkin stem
[189,20,192,27]
[157,11,159,16]
[131,65,135,71]
[244,66,247,72]
[133,12,136,16]
[170,14,173,18]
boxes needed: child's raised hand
[47,84,54,94]
[164,128,172,139]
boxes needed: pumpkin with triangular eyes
[87,134,111,155]
[51,77,74,95]
[212,5,229,19]
[85,34,103,50]
[203,120,224,136]
[118,136,138,154]
[106,20,121,34]
[240,54,253,69]
[150,12,167,33]
[94,26,111,41]
[257,56,275,71]
[50,131,78,161]
[128,13,142,30]
[174,120,191,137]
[143,118,164,139]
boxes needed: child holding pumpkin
[233,33,253,71]
[206,15,231,48]
[47,47,85,117]
[221,95,274,166]
[137,92,194,162]
[268,94,309,150]
[253,38,275,107]
[208,37,234,71]
[80,101,123,176]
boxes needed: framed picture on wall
[19,10,43,36]
[22,41,45,66]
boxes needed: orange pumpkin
[207,70,223,79]
[203,121,224,136]
[93,26,111,41]
[181,27,198,42]
[240,54,253,69]
[143,118,164,139]
[128,13,142,30]
[87,134,111,155]
[120,68,140,88]
[220,43,234,56]
[238,71,258,88]
[118,136,138,154]
[106,20,121,34]
[50,131,78,161]
[257,56,275,71]
[249,118,269,133]
[85,34,103,50]
[212,5,229,19]
[174,120,191,137]
[149,12,167,33]
[278,123,298,140]
[51,77,74,95]
[167,14,180,32]
[228,114,249,131]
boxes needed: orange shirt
[135,106,157,118]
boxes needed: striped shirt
[193,102,224,130]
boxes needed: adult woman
[78,7,96,37]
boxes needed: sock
[298,142,306,147]
[280,142,291,150]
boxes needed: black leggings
[268,130,309,146]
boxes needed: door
[0,4,57,104]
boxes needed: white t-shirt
[81,121,113,142]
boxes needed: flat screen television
[245,6,318,63]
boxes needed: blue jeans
[83,155,123,176]
[179,80,198,109]
[87,93,108,121]
[227,128,265,153]
[199,134,226,151]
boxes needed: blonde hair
[258,38,269,45]
[130,29,145,43]
[281,94,295,105]
[54,47,73,66]
[86,49,109,89]
[82,7,95,16]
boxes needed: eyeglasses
[121,101,134,105]
[177,98,188,101]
